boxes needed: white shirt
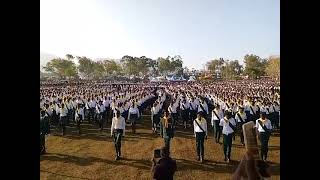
[194,118,208,136]
[111,116,126,136]
[235,112,247,123]
[255,119,272,133]
[60,107,68,117]
[168,105,177,113]
[211,109,224,125]
[220,118,236,135]
[189,101,198,111]
[198,103,208,114]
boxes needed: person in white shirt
[98,101,106,131]
[75,104,84,134]
[180,99,190,129]
[59,103,68,136]
[151,102,160,133]
[255,113,272,161]
[193,112,207,163]
[128,102,140,133]
[220,111,236,162]
[211,104,224,143]
[189,97,198,125]
[235,106,247,145]
[111,110,126,160]
[198,99,208,120]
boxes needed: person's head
[197,112,202,119]
[160,146,170,158]
[260,112,266,120]
[41,110,46,116]
[164,111,169,117]
[225,111,231,119]
[239,106,244,113]
[116,110,121,118]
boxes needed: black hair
[160,146,170,158]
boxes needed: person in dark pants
[40,110,49,155]
[75,104,84,134]
[160,111,174,152]
[235,106,247,145]
[189,97,198,126]
[255,113,272,161]
[128,102,140,133]
[211,104,224,143]
[193,112,207,163]
[59,103,68,136]
[151,102,160,133]
[180,99,190,129]
[97,101,105,131]
[111,110,126,160]
[168,101,178,130]
[220,111,236,163]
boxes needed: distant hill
[40,52,58,70]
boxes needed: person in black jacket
[151,146,177,180]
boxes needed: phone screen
[154,149,161,158]
[242,121,260,160]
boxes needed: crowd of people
[40,79,280,164]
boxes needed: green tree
[243,54,266,79]
[103,59,122,75]
[43,58,77,79]
[78,56,95,79]
[221,60,243,79]
[65,54,74,61]
[265,56,280,79]
[157,57,171,75]
[121,55,138,76]
[93,61,106,79]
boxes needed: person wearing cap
[235,106,247,145]
[111,110,126,160]
[255,112,272,161]
[193,112,208,163]
[211,104,224,143]
[220,111,236,162]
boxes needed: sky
[40,0,279,70]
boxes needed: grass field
[40,111,280,180]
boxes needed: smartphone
[242,121,260,160]
[154,149,161,158]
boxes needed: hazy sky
[40,0,279,69]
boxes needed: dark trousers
[223,133,233,159]
[171,113,178,127]
[259,132,270,160]
[164,137,171,152]
[213,120,222,142]
[40,134,45,154]
[129,114,138,133]
[190,110,197,121]
[60,116,67,135]
[196,132,205,158]
[152,114,159,131]
[113,129,123,156]
[88,108,94,122]
[99,112,104,130]
[77,115,83,134]
[105,107,110,123]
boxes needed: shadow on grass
[40,153,151,170]
[40,169,92,180]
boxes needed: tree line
[42,54,279,80]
